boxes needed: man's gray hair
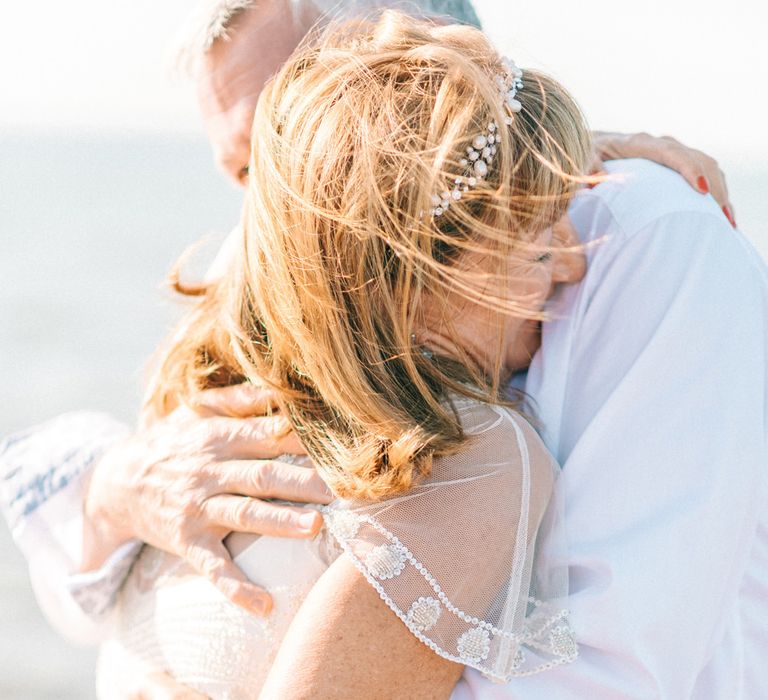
[174,0,482,75]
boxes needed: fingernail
[696,176,710,194]
[299,511,321,533]
[252,594,272,616]
[722,205,736,228]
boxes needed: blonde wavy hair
[145,10,592,501]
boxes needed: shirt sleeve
[1,411,142,644]
[321,400,579,682]
[455,209,767,698]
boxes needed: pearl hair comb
[426,57,523,218]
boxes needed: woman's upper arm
[260,405,574,697]
[259,553,463,700]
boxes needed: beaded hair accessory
[427,57,523,218]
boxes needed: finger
[659,150,733,225]
[654,144,732,212]
[603,132,710,194]
[215,459,332,503]
[135,671,210,700]
[597,132,735,216]
[705,167,731,213]
[647,144,704,191]
[685,161,731,214]
[190,383,279,418]
[204,495,325,538]
[184,539,272,615]
[722,203,737,228]
[214,415,308,459]
[655,149,727,211]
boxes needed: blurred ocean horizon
[1,130,766,698]
[1,130,241,700]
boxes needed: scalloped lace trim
[321,507,578,682]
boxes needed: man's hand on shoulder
[81,384,332,615]
[591,131,735,227]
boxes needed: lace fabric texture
[97,398,575,697]
[97,536,333,699]
[322,398,576,681]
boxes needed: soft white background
[1,0,766,163]
[3,0,765,251]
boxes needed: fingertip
[229,581,273,615]
[298,509,324,536]
[308,485,334,506]
[251,592,273,616]
[722,204,737,228]
[317,490,335,505]
[696,175,710,194]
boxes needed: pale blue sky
[0,0,766,164]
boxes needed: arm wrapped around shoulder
[322,399,577,682]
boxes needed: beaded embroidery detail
[324,508,360,540]
[322,505,578,682]
[549,624,578,658]
[364,543,407,580]
[457,626,492,662]
[407,597,442,632]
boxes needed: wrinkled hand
[591,131,736,228]
[82,384,332,614]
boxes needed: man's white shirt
[453,159,768,699]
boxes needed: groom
[2,0,763,698]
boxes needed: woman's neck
[418,321,510,384]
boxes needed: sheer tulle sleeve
[320,398,577,682]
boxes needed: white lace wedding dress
[96,398,577,698]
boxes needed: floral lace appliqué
[324,508,360,540]
[321,506,579,683]
[364,543,407,580]
[457,627,492,662]
[549,624,578,658]
[407,597,442,632]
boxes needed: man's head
[178,0,481,185]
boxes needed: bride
[99,11,594,698]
